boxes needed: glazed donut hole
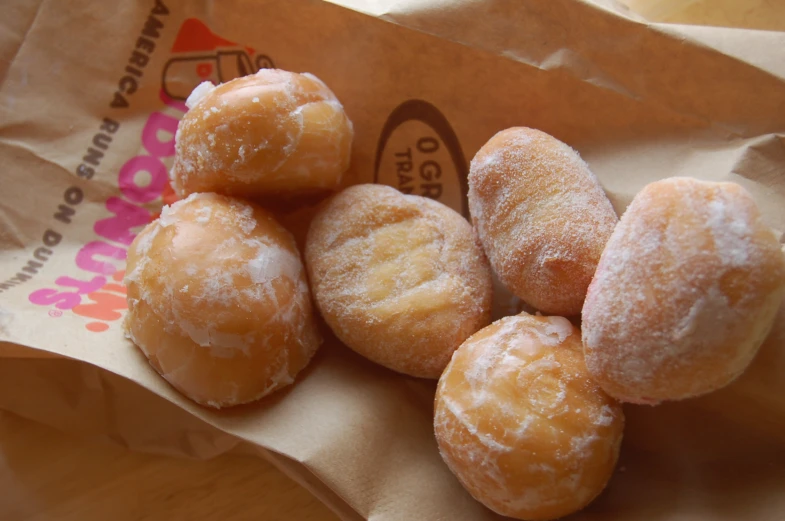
[582,177,785,404]
[435,312,624,520]
[468,127,618,316]
[171,69,353,200]
[305,184,494,379]
[124,192,322,408]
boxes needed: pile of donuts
[124,69,785,520]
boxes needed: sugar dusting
[171,70,352,197]
[305,184,493,378]
[434,312,623,518]
[583,177,785,403]
[185,81,215,110]
[194,206,211,224]
[467,127,618,315]
[124,193,321,408]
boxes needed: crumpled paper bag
[1,0,784,519]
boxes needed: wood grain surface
[0,411,339,521]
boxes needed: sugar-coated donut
[435,312,624,520]
[124,193,321,408]
[305,184,493,379]
[468,127,618,316]
[171,69,353,199]
[582,177,785,404]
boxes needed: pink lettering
[142,112,179,158]
[56,275,107,294]
[28,289,81,310]
[118,155,168,204]
[28,275,107,310]
[31,89,189,315]
[75,241,127,275]
[94,197,151,245]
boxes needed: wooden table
[0,412,338,521]
[1,3,781,521]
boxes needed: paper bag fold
[1,1,784,519]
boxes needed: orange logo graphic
[162,18,274,101]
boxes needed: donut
[582,177,785,404]
[304,184,493,379]
[124,192,321,408]
[170,69,353,199]
[468,127,618,316]
[435,312,624,520]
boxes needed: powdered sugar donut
[171,69,353,199]
[124,193,321,408]
[435,312,624,520]
[468,127,618,316]
[583,177,785,404]
[305,184,493,379]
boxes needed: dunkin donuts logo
[374,100,468,217]
[162,18,274,101]
[21,9,274,333]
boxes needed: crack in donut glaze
[124,193,321,408]
[435,312,624,520]
[171,69,353,199]
[305,184,493,379]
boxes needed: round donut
[305,184,493,379]
[468,127,618,316]
[124,193,321,408]
[435,312,624,520]
[582,177,785,404]
[171,69,353,199]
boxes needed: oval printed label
[374,100,468,217]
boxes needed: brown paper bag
[2,0,785,519]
